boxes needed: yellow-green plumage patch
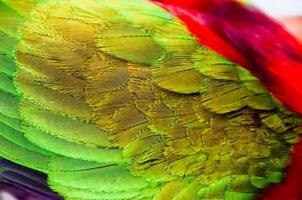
[0,0,300,200]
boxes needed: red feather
[261,141,302,200]
[150,0,302,199]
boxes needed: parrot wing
[0,0,301,200]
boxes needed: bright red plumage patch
[151,0,302,199]
[261,141,302,200]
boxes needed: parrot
[0,0,302,199]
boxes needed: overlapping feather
[0,0,300,200]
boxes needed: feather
[0,0,301,199]
[24,126,127,164]
[152,0,302,116]
[0,135,49,172]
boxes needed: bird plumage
[0,0,301,199]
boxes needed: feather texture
[0,0,300,199]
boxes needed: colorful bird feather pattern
[0,0,301,200]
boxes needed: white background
[250,0,302,17]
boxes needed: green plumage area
[0,0,52,173]
[0,0,301,200]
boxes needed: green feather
[0,0,300,199]
[24,126,128,164]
